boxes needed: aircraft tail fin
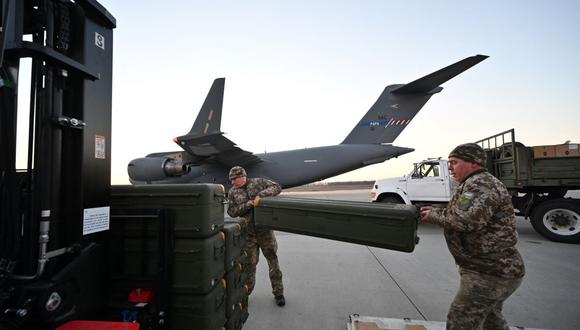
[186,78,225,136]
[341,55,488,144]
[174,78,262,166]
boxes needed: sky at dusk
[60,1,580,184]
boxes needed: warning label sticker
[83,206,110,235]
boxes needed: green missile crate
[225,262,244,318]
[254,196,419,253]
[236,252,249,286]
[171,281,227,330]
[222,222,245,272]
[112,184,225,238]
[172,233,226,294]
[109,217,226,295]
[225,302,244,330]
[224,217,248,246]
[240,291,249,324]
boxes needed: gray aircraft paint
[128,55,488,188]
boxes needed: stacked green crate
[238,251,250,326]
[110,184,228,330]
[223,217,249,330]
[240,289,249,325]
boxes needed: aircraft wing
[172,78,262,167]
[174,131,262,167]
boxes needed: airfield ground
[242,189,580,330]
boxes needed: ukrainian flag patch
[457,191,477,210]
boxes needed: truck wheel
[530,199,580,243]
[378,195,404,204]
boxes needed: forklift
[1,1,418,329]
[1,0,116,328]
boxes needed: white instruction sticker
[83,206,110,235]
[95,135,106,159]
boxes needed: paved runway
[243,189,580,330]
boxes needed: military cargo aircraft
[128,55,488,188]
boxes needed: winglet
[186,78,225,136]
[391,54,488,94]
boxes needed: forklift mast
[0,0,115,328]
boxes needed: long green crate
[254,196,418,253]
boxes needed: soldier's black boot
[274,294,285,307]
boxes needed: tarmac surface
[243,189,580,330]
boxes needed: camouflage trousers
[447,268,523,330]
[242,224,284,297]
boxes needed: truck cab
[371,159,455,205]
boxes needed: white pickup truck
[371,157,580,244]
[371,158,455,206]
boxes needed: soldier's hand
[420,206,433,223]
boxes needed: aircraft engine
[127,157,190,182]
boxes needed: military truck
[371,129,580,243]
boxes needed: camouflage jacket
[429,169,525,279]
[227,178,282,221]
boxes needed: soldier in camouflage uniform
[420,143,525,330]
[226,166,286,307]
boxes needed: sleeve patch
[457,191,477,210]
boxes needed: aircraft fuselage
[130,144,413,189]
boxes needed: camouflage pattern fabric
[227,177,284,296]
[447,268,523,330]
[449,142,487,166]
[428,169,525,329]
[228,166,247,180]
[428,169,525,279]
[244,227,283,296]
